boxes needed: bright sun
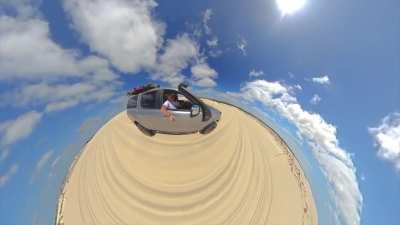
[276,0,307,16]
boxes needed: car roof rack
[127,83,160,96]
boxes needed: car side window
[127,95,138,108]
[141,91,158,109]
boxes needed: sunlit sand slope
[57,100,317,225]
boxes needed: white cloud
[237,36,247,55]
[0,163,18,187]
[51,155,61,168]
[202,8,213,35]
[78,56,119,82]
[0,2,115,82]
[195,9,222,58]
[63,0,164,73]
[0,17,81,79]
[312,75,330,85]
[36,150,53,172]
[310,94,322,105]
[369,112,400,170]
[190,63,218,88]
[235,79,362,225]
[63,1,218,87]
[152,35,198,85]
[31,150,53,183]
[2,79,118,113]
[45,100,79,113]
[12,83,95,106]
[249,69,264,78]
[206,36,218,47]
[0,111,42,146]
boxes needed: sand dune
[56,100,317,225]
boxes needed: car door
[136,90,164,130]
[162,91,204,133]
[169,109,203,133]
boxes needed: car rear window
[141,91,158,109]
[127,95,138,108]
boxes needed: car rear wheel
[134,122,156,137]
[200,121,217,134]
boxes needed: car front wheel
[200,121,217,134]
[134,122,156,137]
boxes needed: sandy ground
[56,100,317,225]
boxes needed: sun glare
[276,0,307,16]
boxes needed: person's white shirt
[162,100,178,110]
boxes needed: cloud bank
[230,79,362,225]
[64,0,218,87]
[369,112,400,170]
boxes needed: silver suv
[127,84,221,136]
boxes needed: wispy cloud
[51,155,62,169]
[237,36,247,55]
[311,75,330,85]
[5,80,118,113]
[31,150,54,183]
[369,112,400,170]
[206,36,218,47]
[249,69,265,78]
[36,150,54,171]
[0,163,18,188]
[0,111,42,146]
[310,94,322,105]
[229,79,362,225]
[198,9,223,58]
[202,8,213,35]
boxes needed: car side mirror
[191,104,200,117]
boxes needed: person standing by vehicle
[161,94,180,122]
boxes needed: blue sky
[0,0,399,225]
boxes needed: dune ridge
[56,100,317,225]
